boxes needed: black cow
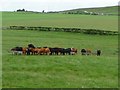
[97,49,101,56]
[11,47,23,55]
[58,48,71,55]
[49,47,72,55]
[59,48,65,55]
[27,44,36,55]
[49,47,60,55]
[11,47,23,51]
[63,48,71,55]
[26,48,31,55]
[81,49,86,55]
[28,44,35,48]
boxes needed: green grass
[2,12,118,31]
[63,6,118,15]
[2,30,118,88]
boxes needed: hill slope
[61,6,118,15]
[2,12,118,31]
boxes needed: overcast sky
[0,0,119,12]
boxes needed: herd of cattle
[11,44,101,56]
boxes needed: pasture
[2,12,118,31]
[2,30,118,88]
[62,6,118,15]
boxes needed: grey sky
[0,0,119,12]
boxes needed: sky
[0,0,119,12]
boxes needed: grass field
[2,12,118,31]
[2,30,118,88]
[62,6,118,15]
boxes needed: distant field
[62,6,118,15]
[2,12,118,31]
[2,30,118,88]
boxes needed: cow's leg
[69,52,71,55]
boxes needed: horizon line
[0,5,118,12]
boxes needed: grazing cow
[86,49,92,55]
[27,44,36,55]
[36,47,45,55]
[27,47,39,55]
[44,47,50,55]
[27,47,50,55]
[97,49,101,56]
[59,48,65,55]
[64,48,71,55]
[49,48,71,55]
[11,47,23,55]
[81,49,86,55]
[38,48,45,55]
[49,47,60,55]
[71,48,77,55]
[26,48,31,55]
[59,48,71,55]
[22,47,27,55]
[49,47,77,55]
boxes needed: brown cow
[44,48,50,55]
[22,47,27,55]
[37,48,45,55]
[37,47,50,55]
[26,48,38,55]
[86,49,92,55]
[71,48,77,55]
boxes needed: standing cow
[27,44,36,55]
[71,48,77,55]
[81,49,86,55]
[11,47,23,55]
[49,47,60,55]
[97,49,101,56]
[86,49,92,55]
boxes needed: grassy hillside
[2,30,118,88]
[2,12,118,31]
[62,6,118,15]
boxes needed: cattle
[44,47,50,55]
[28,44,35,48]
[97,49,101,56]
[22,47,28,55]
[49,47,60,55]
[26,48,34,55]
[60,48,71,55]
[26,47,50,55]
[10,45,79,56]
[58,48,65,55]
[49,47,74,55]
[81,49,92,55]
[26,48,31,55]
[11,47,23,55]
[27,44,36,55]
[11,47,28,55]
[37,47,50,55]
[10,45,102,56]
[86,49,92,55]
[81,49,86,55]
[71,48,77,55]
[61,48,78,55]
